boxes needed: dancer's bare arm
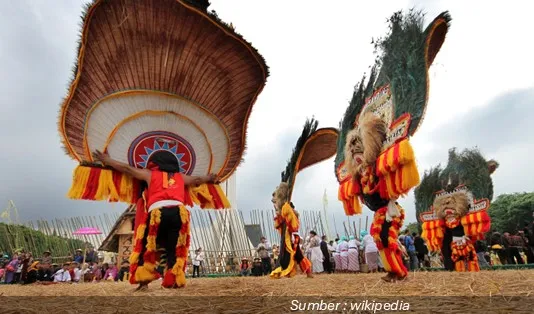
[92,150,150,183]
[182,173,219,186]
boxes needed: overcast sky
[1,0,533,237]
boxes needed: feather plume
[415,147,498,222]
[336,10,451,179]
[281,118,319,189]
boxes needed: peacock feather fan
[415,165,442,223]
[415,147,499,222]
[282,118,319,188]
[335,9,451,181]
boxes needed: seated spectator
[24,261,39,284]
[240,258,250,276]
[104,263,118,281]
[71,262,82,282]
[117,261,130,282]
[251,258,263,276]
[53,263,72,282]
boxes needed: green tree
[488,192,534,233]
[402,222,421,235]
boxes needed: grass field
[1,271,533,313]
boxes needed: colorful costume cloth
[270,119,338,278]
[270,203,312,278]
[58,0,268,288]
[347,236,361,272]
[416,149,497,272]
[307,235,324,273]
[334,10,451,281]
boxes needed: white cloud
[1,0,533,238]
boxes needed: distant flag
[0,209,9,220]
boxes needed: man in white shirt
[257,237,272,275]
[194,248,205,277]
[53,263,72,282]
[361,231,379,273]
[72,262,82,282]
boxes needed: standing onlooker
[414,233,428,268]
[475,240,490,268]
[490,232,508,264]
[347,235,360,272]
[362,231,379,273]
[74,249,84,264]
[196,247,205,276]
[320,236,332,274]
[403,231,419,271]
[256,237,272,275]
[338,236,349,272]
[192,249,201,278]
[85,247,96,264]
[503,232,524,264]
[272,245,280,268]
[307,231,324,273]
[518,230,534,264]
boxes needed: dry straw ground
[1,271,533,313]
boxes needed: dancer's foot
[381,273,396,283]
[395,274,408,282]
[306,272,314,278]
[135,282,149,291]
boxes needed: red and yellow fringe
[461,210,491,241]
[451,240,479,272]
[370,204,405,251]
[338,178,362,216]
[370,204,407,278]
[379,247,408,278]
[129,197,162,284]
[67,165,231,209]
[170,205,191,288]
[68,165,139,204]
[270,227,297,279]
[421,219,445,252]
[375,138,420,200]
[270,204,302,279]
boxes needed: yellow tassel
[352,196,362,215]
[106,170,120,202]
[214,184,232,208]
[118,173,134,203]
[190,184,214,208]
[129,252,140,265]
[187,186,200,205]
[400,161,420,192]
[94,169,112,201]
[398,138,415,164]
[67,166,91,199]
[135,224,146,240]
[134,265,155,282]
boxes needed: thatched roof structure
[98,205,135,252]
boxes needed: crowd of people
[2,223,533,284]
[0,248,130,284]
[238,223,534,277]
